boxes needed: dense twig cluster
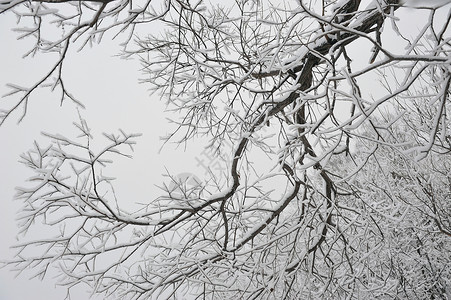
[1,0,450,299]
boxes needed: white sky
[0,1,449,299]
[0,9,205,300]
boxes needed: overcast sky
[0,9,206,299]
[0,1,449,299]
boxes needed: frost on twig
[2,0,451,299]
[0,0,164,125]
